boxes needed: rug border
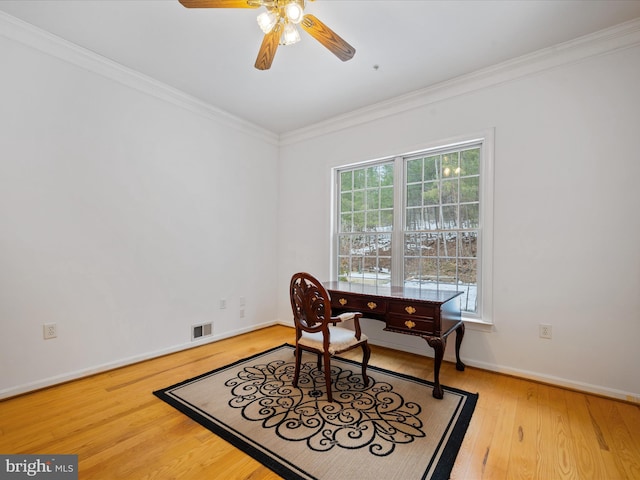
[153,343,478,480]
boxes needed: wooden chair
[289,272,371,402]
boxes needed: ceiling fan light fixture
[285,2,304,24]
[282,22,301,45]
[257,10,278,34]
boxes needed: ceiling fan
[178,0,356,70]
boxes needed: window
[337,163,394,285]
[333,133,493,322]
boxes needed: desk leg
[425,336,445,399]
[455,322,466,371]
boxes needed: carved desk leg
[425,336,445,399]
[455,322,466,371]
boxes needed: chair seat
[299,326,368,355]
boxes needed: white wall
[0,30,279,397]
[277,43,640,401]
[2,13,639,404]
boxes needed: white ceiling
[2,0,640,134]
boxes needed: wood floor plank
[562,390,610,480]
[592,396,640,479]
[1,325,639,479]
[506,381,538,479]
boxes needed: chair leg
[323,351,333,402]
[361,342,371,387]
[293,347,302,388]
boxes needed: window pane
[442,233,457,258]
[459,258,477,284]
[338,256,351,281]
[404,233,418,256]
[352,235,366,255]
[379,256,391,275]
[404,256,420,280]
[406,207,422,230]
[354,169,365,189]
[340,170,353,191]
[367,189,379,210]
[364,257,378,273]
[442,152,459,178]
[378,234,392,256]
[380,186,393,209]
[338,235,351,255]
[340,213,352,232]
[406,184,422,207]
[340,192,352,214]
[420,257,439,281]
[460,176,479,203]
[424,156,439,181]
[460,203,479,229]
[459,231,477,258]
[424,206,439,230]
[353,190,365,211]
[422,233,438,256]
[441,179,458,204]
[407,158,422,183]
[380,209,393,229]
[461,148,480,176]
[366,166,380,187]
[457,258,478,312]
[353,211,365,230]
[365,211,379,231]
[441,205,458,229]
[380,164,394,186]
[439,258,457,284]
[423,181,439,205]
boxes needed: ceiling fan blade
[300,14,355,62]
[254,23,282,70]
[179,0,258,8]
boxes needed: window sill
[462,316,494,333]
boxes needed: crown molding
[280,17,640,146]
[2,11,639,148]
[0,11,279,146]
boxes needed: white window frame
[331,129,494,325]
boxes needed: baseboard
[0,320,279,400]
[460,358,640,405]
[340,332,640,405]
[5,321,637,405]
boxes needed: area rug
[153,344,478,480]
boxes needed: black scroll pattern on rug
[224,359,426,456]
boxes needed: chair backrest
[289,272,332,335]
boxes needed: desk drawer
[388,301,437,319]
[386,314,435,335]
[330,293,387,315]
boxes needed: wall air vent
[192,322,213,341]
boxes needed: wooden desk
[324,281,466,399]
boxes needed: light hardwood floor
[1,325,639,479]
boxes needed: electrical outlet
[239,308,245,318]
[539,324,552,339]
[43,323,57,339]
[220,298,227,309]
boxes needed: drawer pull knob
[367,302,377,310]
[405,320,416,329]
[405,306,416,315]
[339,298,348,306]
